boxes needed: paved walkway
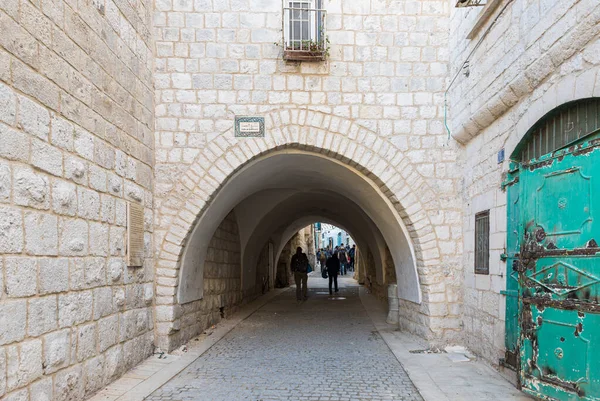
[90,276,529,401]
[146,276,422,401]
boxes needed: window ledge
[283,50,327,62]
[466,0,502,40]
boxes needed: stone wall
[0,0,155,398]
[275,226,315,287]
[276,241,292,288]
[254,242,270,295]
[449,0,600,365]
[152,0,460,202]
[364,248,387,300]
[163,211,243,349]
[151,0,465,349]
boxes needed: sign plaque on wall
[235,116,265,137]
[127,202,145,267]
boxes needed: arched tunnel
[177,150,421,313]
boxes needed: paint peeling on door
[506,120,600,400]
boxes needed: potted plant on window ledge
[283,37,329,62]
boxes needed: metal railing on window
[282,1,327,61]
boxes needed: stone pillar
[386,284,399,325]
[355,247,366,284]
[306,225,317,268]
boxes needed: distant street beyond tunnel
[146,277,422,401]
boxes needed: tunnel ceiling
[178,150,421,305]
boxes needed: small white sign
[235,116,265,137]
[239,122,261,133]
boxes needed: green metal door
[507,133,600,400]
[503,162,521,370]
[505,99,600,400]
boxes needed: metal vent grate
[475,210,490,275]
[518,98,600,163]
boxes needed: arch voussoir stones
[153,108,453,350]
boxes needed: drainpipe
[444,0,516,141]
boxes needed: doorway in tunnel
[153,141,457,353]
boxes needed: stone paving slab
[146,277,422,401]
[359,286,533,401]
[90,276,532,401]
[87,288,288,401]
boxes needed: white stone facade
[2,0,599,398]
[450,0,600,365]
[0,0,155,399]
[319,224,355,249]
[166,211,243,347]
[152,0,464,354]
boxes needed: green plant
[274,30,330,59]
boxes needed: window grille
[282,0,326,61]
[517,98,600,163]
[289,2,311,47]
[475,211,490,275]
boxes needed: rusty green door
[509,132,600,400]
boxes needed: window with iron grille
[282,0,326,61]
[475,210,490,275]
[516,98,600,163]
[289,2,311,46]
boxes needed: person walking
[349,245,356,272]
[326,253,340,295]
[319,249,327,271]
[291,247,309,302]
[338,245,347,276]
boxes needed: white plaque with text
[235,116,265,137]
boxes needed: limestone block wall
[254,242,270,295]
[365,246,398,301]
[449,0,600,364]
[275,227,314,286]
[276,241,292,288]
[151,0,465,347]
[0,0,155,399]
[163,211,243,349]
[363,248,383,298]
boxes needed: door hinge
[501,175,519,190]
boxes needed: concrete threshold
[359,287,533,401]
[87,287,289,401]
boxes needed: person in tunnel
[319,249,327,271]
[291,246,309,302]
[349,245,356,272]
[338,245,348,276]
[326,252,340,295]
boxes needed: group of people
[318,244,355,274]
[289,244,357,301]
[318,244,355,295]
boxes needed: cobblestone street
[146,277,422,401]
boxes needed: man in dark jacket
[291,247,309,301]
[326,253,340,295]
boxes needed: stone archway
[153,108,457,351]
